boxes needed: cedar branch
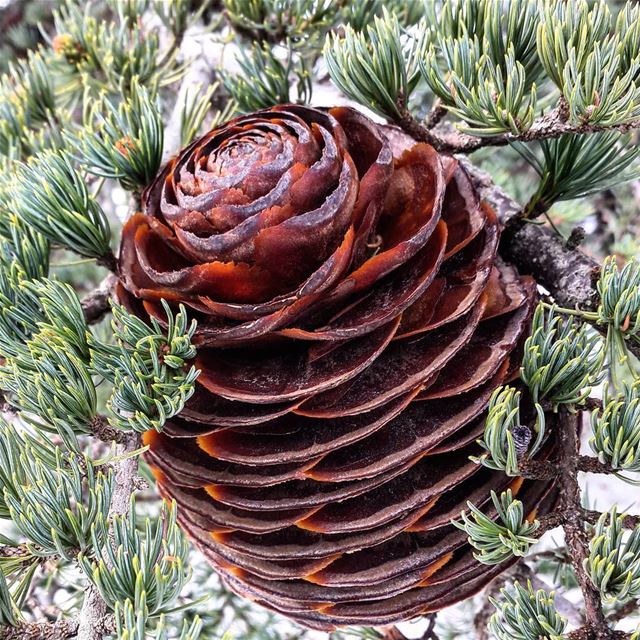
[0,619,79,640]
[399,107,640,154]
[75,432,141,640]
[581,509,640,530]
[557,407,613,640]
[89,415,128,445]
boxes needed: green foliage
[0,49,58,157]
[70,79,163,191]
[423,44,536,136]
[0,422,39,519]
[155,0,209,41]
[474,386,546,476]
[341,0,423,31]
[0,247,49,357]
[521,304,604,408]
[105,0,151,28]
[179,83,235,148]
[114,598,204,640]
[52,1,185,98]
[537,1,640,126]
[114,598,151,640]
[421,0,542,136]
[598,257,640,340]
[0,286,33,345]
[0,277,93,448]
[27,278,90,359]
[488,581,567,640]
[5,49,56,125]
[179,83,218,147]
[88,21,170,93]
[513,132,640,214]
[0,276,85,360]
[322,0,640,209]
[431,0,544,79]
[0,219,50,280]
[536,0,610,90]
[12,150,111,260]
[591,382,640,476]
[224,41,312,113]
[0,571,18,627]
[454,489,540,565]
[0,278,87,354]
[595,256,640,386]
[5,445,112,560]
[586,507,640,603]
[0,336,97,449]
[224,0,336,49]
[0,535,40,630]
[79,500,192,617]
[547,256,640,386]
[324,10,428,120]
[91,302,199,433]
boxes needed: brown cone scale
[117,105,557,630]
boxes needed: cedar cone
[117,105,558,630]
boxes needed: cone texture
[117,105,558,629]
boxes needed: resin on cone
[117,104,557,630]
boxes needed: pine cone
[117,105,558,630]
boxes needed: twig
[381,619,442,640]
[424,102,447,130]
[526,547,571,564]
[577,457,619,475]
[557,407,614,640]
[607,598,639,624]
[422,613,440,640]
[80,274,117,325]
[397,105,442,148]
[566,629,631,640]
[538,511,565,534]
[397,106,640,154]
[585,398,604,412]
[511,428,631,484]
[519,458,562,480]
[581,509,640,530]
[499,215,601,312]
[75,432,141,640]
[89,415,128,445]
[492,207,600,311]
[95,250,118,274]
[0,619,79,640]
[0,544,30,560]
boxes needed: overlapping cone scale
[117,104,558,630]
